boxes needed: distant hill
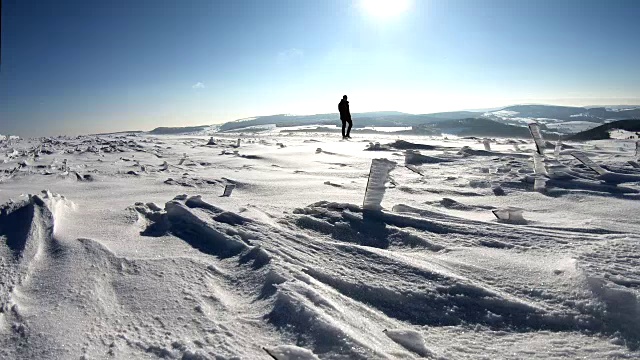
[423,118,534,138]
[219,114,333,131]
[149,125,210,135]
[482,105,640,133]
[415,111,481,120]
[281,118,536,138]
[567,119,640,141]
[145,104,640,136]
[91,130,144,136]
[501,105,588,120]
[217,111,482,132]
[586,105,640,111]
[496,104,640,121]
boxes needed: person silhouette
[338,95,352,139]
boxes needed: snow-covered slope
[1,132,639,359]
[145,105,640,139]
[483,105,640,135]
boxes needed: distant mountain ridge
[217,112,416,132]
[149,125,211,135]
[147,104,640,136]
[427,118,534,138]
[567,119,640,141]
[483,104,640,123]
[275,118,536,138]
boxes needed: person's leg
[341,120,347,138]
[346,119,353,137]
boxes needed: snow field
[0,133,639,359]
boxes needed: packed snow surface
[1,132,640,359]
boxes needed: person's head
[343,95,348,100]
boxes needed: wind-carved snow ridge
[264,345,320,360]
[288,201,640,349]
[579,239,640,348]
[0,191,74,352]
[404,150,452,165]
[135,195,254,258]
[384,329,435,358]
[292,201,445,250]
[136,194,637,349]
[135,196,455,357]
[4,191,636,357]
[134,195,422,358]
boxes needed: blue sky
[1,0,640,136]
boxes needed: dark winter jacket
[338,99,351,121]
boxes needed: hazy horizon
[2,0,640,137]
[13,100,640,137]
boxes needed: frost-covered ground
[1,132,639,359]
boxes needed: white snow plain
[0,132,639,359]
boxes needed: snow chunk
[264,345,320,360]
[492,208,526,223]
[404,150,451,165]
[384,329,434,357]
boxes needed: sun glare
[360,0,412,19]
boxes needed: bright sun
[360,0,413,19]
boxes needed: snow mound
[384,329,434,357]
[135,195,253,258]
[264,345,320,360]
[458,146,529,159]
[427,197,495,211]
[388,139,436,150]
[492,207,527,224]
[365,139,437,151]
[292,201,444,250]
[164,176,222,188]
[404,150,451,165]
